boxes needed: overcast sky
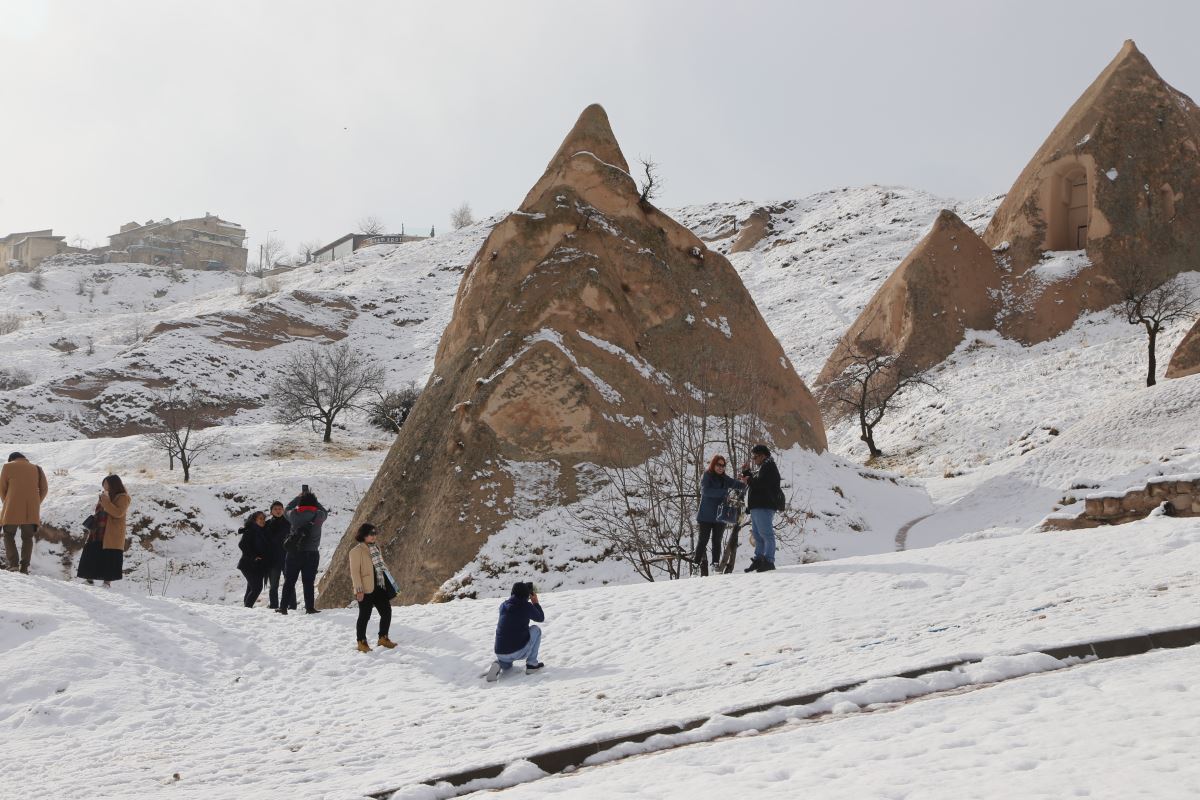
[2,0,1198,260]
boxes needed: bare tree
[270,342,385,442]
[825,341,938,459]
[256,235,287,276]
[1112,264,1200,387]
[147,387,227,483]
[637,157,663,204]
[357,215,386,236]
[450,202,475,230]
[365,382,421,433]
[296,239,323,265]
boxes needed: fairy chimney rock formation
[821,40,1200,400]
[983,39,1200,342]
[320,104,826,605]
[816,210,1001,391]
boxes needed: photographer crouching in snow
[742,444,784,573]
[486,581,545,682]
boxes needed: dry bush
[0,312,22,335]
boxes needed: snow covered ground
[2,515,1196,799]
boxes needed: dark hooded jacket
[237,515,269,574]
[493,595,545,655]
[262,514,289,569]
[745,457,784,511]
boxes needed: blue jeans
[750,508,776,563]
[281,550,320,611]
[496,625,541,669]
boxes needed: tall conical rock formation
[821,41,1200,398]
[319,104,825,605]
[815,210,1002,391]
[984,39,1200,342]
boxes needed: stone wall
[1044,476,1200,529]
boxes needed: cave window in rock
[1047,167,1090,250]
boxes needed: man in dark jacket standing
[278,491,327,614]
[742,444,783,573]
[485,582,545,682]
[262,501,289,609]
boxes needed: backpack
[284,521,313,553]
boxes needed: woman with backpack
[76,474,131,587]
[349,523,398,653]
[695,454,744,576]
[236,510,270,607]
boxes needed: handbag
[716,498,739,525]
[381,568,399,600]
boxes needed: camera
[301,484,310,494]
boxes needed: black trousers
[281,551,320,611]
[356,586,392,641]
[696,522,725,572]
[242,569,265,607]
[265,566,282,608]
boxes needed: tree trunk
[181,460,191,483]
[323,417,333,443]
[1147,325,1158,387]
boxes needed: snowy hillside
[2,516,1196,799]
[4,184,1199,601]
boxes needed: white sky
[2,0,1198,260]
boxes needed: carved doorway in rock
[1047,166,1090,250]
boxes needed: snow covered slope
[2,516,1196,799]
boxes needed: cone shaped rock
[319,105,825,605]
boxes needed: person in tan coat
[0,452,49,574]
[349,523,397,653]
[76,474,131,587]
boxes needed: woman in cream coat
[349,523,397,653]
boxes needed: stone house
[0,229,82,270]
[105,213,248,271]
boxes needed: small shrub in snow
[50,337,78,354]
[0,368,33,391]
[366,382,421,433]
[28,271,45,290]
[0,312,21,335]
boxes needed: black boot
[743,557,761,573]
[757,559,776,572]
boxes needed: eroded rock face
[815,210,1002,393]
[1166,319,1200,379]
[821,41,1200,399]
[984,39,1200,343]
[319,104,826,605]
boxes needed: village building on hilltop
[104,212,248,271]
[0,229,85,270]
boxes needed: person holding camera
[485,581,545,682]
[349,523,398,653]
[76,474,131,587]
[695,454,743,576]
[278,487,327,615]
[742,444,784,573]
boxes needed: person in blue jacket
[695,453,744,576]
[486,581,545,682]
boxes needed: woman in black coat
[261,501,290,609]
[237,511,270,607]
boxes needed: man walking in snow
[0,452,48,574]
[742,444,784,573]
[486,581,545,681]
